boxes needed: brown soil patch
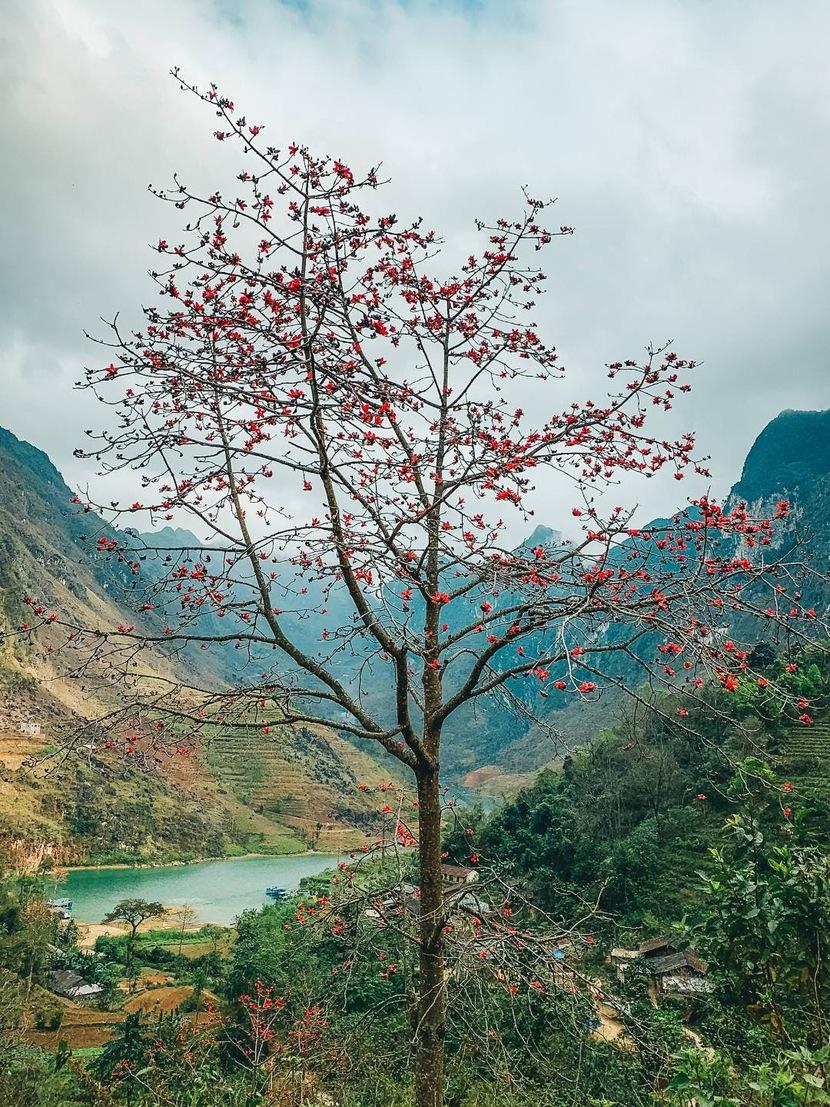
[462,764,535,796]
[77,914,200,949]
[132,968,173,987]
[20,985,220,1051]
[123,985,214,1016]
[22,1001,118,1051]
[78,922,128,949]
[0,734,44,771]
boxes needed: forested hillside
[1,641,827,1106]
[467,408,830,793]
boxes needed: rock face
[727,410,830,589]
[733,409,830,502]
[469,407,830,783]
[520,524,569,550]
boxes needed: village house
[364,883,420,927]
[17,721,41,737]
[446,887,491,918]
[46,898,73,921]
[610,935,681,979]
[440,863,479,887]
[366,879,491,930]
[648,949,713,997]
[609,936,713,998]
[47,969,103,1003]
[609,946,640,981]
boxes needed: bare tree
[175,904,197,956]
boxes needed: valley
[2,408,829,865]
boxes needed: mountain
[733,409,830,501]
[466,408,830,792]
[1,407,828,840]
[0,428,394,865]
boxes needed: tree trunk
[126,926,138,990]
[415,767,446,1107]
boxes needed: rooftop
[440,863,478,883]
[638,936,679,956]
[48,969,103,998]
[647,950,709,976]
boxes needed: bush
[33,1005,63,1031]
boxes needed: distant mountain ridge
[1,407,828,821]
[0,427,394,863]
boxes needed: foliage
[0,1039,97,1107]
[695,813,830,1042]
[4,694,830,1106]
[476,650,830,930]
[12,65,822,1107]
[93,1010,267,1106]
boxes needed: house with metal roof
[609,939,713,998]
[47,969,103,1003]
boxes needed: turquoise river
[49,853,340,927]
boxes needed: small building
[18,721,41,737]
[447,888,490,916]
[638,936,681,959]
[46,898,73,921]
[445,888,492,933]
[649,950,713,997]
[610,947,640,982]
[609,939,712,997]
[365,883,421,927]
[440,863,479,887]
[47,970,103,1003]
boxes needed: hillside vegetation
[1,646,828,1105]
[0,428,392,863]
[2,406,829,861]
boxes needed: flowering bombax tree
[40,73,820,1105]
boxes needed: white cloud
[2,0,829,535]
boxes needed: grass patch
[137,924,233,948]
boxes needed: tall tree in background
[36,73,817,1105]
[103,899,164,985]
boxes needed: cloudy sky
[2,0,829,535]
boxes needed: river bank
[60,848,320,873]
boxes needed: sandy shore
[77,913,226,949]
[77,922,131,948]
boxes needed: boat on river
[265,886,287,900]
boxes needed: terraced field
[779,720,830,798]
[204,723,394,852]
[0,425,396,864]
[0,674,391,862]
[21,986,213,1052]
